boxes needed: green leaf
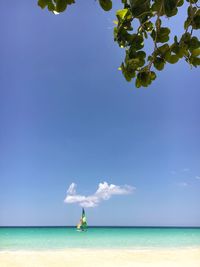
[135,70,156,88]
[189,37,200,52]
[157,44,170,55]
[130,34,144,50]
[190,56,200,67]
[187,6,197,17]
[127,58,140,69]
[156,27,170,43]
[56,0,68,12]
[121,63,133,82]
[150,71,156,81]
[174,35,178,43]
[135,78,141,88]
[150,29,156,40]
[164,0,178,17]
[177,0,184,7]
[66,0,75,4]
[148,55,153,61]
[137,51,146,59]
[191,48,200,57]
[130,0,151,18]
[116,9,128,20]
[153,57,165,70]
[138,71,151,87]
[152,0,162,13]
[186,0,198,3]
[38,0,49,9]
[184,18,191,30]
[48,2,55,11]
[171,43,188,58]
[99,0,112,11]
[180,32,191,46]
[193,10,200,29]
[166,54,179,64]
[144,21,154,32]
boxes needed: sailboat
[77,208,87,231]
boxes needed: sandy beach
[0,248,200,267]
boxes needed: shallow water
[0,227,200,251]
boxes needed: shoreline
[0,248,200,267]
[1,246,200,252]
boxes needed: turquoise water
[0,227,200,251]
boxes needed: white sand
[0,248,200,267]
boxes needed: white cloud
[67,183,77,195]
[195,176,200,180]
[64,182,135,208]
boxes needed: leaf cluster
[38,0,200,88]
[114,0,200,88]
[38,0,75,13]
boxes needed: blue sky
[0,1,200,226]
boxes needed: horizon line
[1,225,200,228]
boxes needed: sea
[0,227,200,251]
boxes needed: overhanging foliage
[38,0,200,88]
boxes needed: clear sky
[0,1,200,227]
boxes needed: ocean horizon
[1,225,200,228]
